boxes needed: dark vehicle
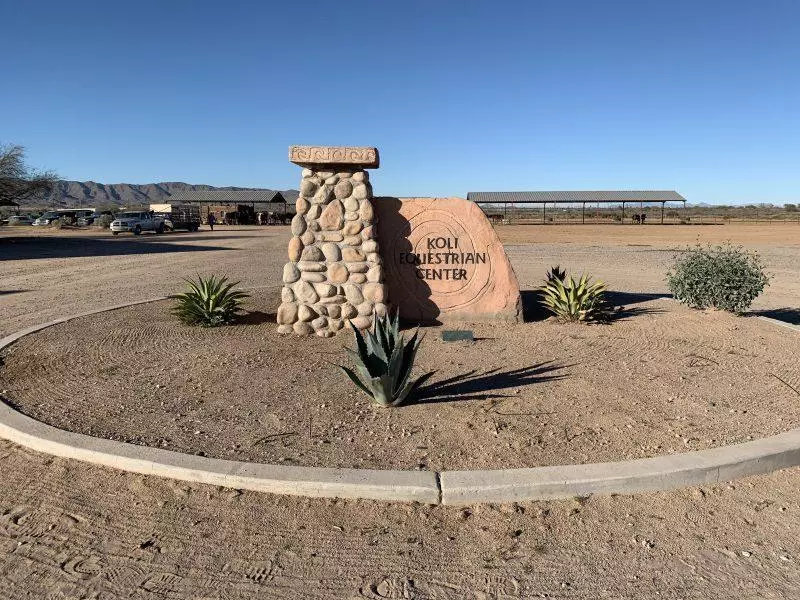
[77,211,114,226]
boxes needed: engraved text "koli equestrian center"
[398,237,487,281]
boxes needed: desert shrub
[95,214,114,229]
[540,272,610,322]
[666,243,770,314]
[171,275,249,327]
[336,312,431,408]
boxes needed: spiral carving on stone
[289,146,379,168]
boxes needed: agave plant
[540,273,610,323]
[171,275,249,327]
[336,312,430,407]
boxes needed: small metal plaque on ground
[441,330,474,342]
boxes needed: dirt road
[1,224,800,598]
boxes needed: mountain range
[24,181,295,208]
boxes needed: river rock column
[277,146,386,337]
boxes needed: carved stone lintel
[289,145,380,169]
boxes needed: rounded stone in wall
[311,315,328,330]
[293,321,314,335]
[301,246,324,262]
[367,265,382,283]
[344,211,359,222]
[352,171,368,183]
[291,214,306,236]
[300,179,318,196]
[329,318,344,332]
[352,183,369,200]
[351,316,372,330]
[308,220,320,232]
[288,236,303,262]
[281,286,295,303]
[317,232,343,243]
[313,282,336,298]
[317,170,335,179]
[277,302,297,325]
[283,263,300,284]
[336,171,353,179]
[344,235,362,246]
[324,176,338,186]
[296,196,310,215]
[314,304,328,316]
[313,185,332,204]
[298,304,316,322]
[300,272,326,283]
[298,260,325,272]
[374,302,388,317]
[343,197,359,212]
[342,247,365,262]
[300,231,316,246]
[363,282,386,303]
[320,242,342,262]
[277,324,293,334]
[367,252,382,264]
[327,262,349,284]
[302,168,313,178]
[307,204,322,220]
[343,220,362,235]
[343,284,364,305]
[362,239,378,254]
[334,180,353,200]
[357,301,374,316]
[327,304,341,319]
[348,273,367,284]
[347,262,368,274]
[362,225,375,240]
[359,199,374,221]
[292,280,319,304]
[319,200,345,231]
[341,302,358,319]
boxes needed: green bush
[666,243,770,313]
[171,275,249,327]
[95,214,114,229]
[540,272,610,323]
[336,312,431,408]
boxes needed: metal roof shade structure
[166,189,298,204]
[466,190,687,224]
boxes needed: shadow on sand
[0,235,234,261]
[416,361,568,403]
[750,307,800,326]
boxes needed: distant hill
[20,181,297,208]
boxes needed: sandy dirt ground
[1,223,800,598]
[3,296,800,470]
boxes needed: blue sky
[2,0,799,204]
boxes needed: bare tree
[0,144,58,206]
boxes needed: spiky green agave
[539,273,609,322]
[546,265,567,284]
[337,312,430,407]
[171,275,249,327]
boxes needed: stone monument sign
[277,146,521,335]
[277,146,386,337]
[375,196,522,324]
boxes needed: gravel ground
[2,295,799,470]
[1,224,800,598]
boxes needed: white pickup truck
[110,211,166,235]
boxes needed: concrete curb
[1,296,799,504]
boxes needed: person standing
[208,212,216,231]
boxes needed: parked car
[33,211,61,226]
[78,211,114,226]
[7,215,35,226]
[110,211,165,235]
